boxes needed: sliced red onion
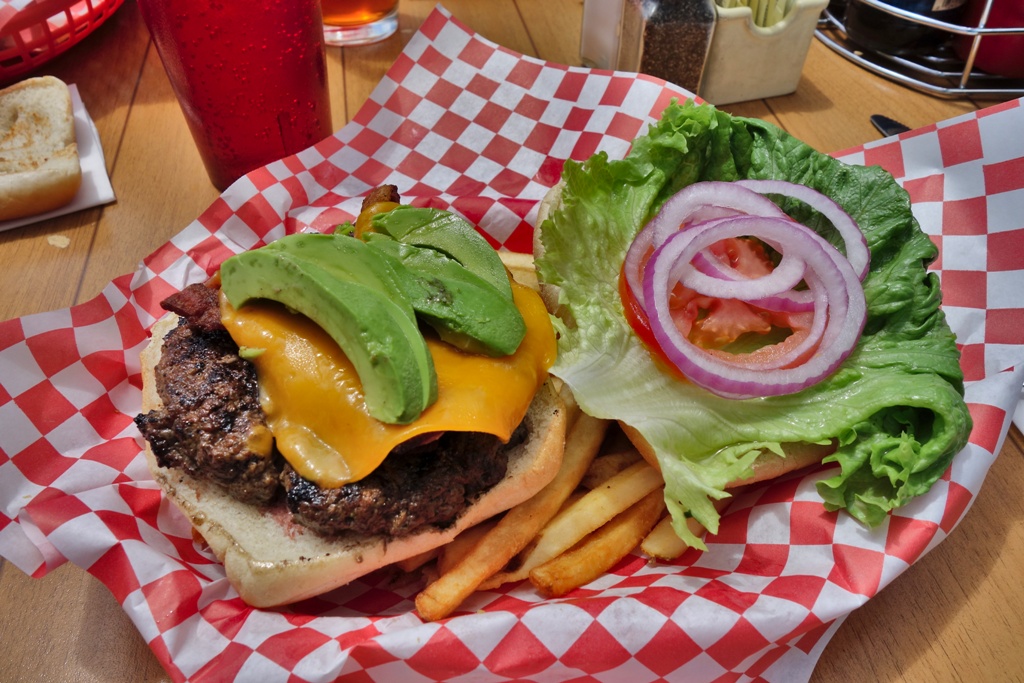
[690,243,815,313]
[623,181,790,309]
[735,179,870,281]
[653,216,830,373]
[748,289,815,313]
[675,217,808,302]
[642,214,867,398]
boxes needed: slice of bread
[0,76,82,221]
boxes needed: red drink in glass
[138,0,333,190]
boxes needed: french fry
[580,449,643,489]
[558,488,588,511]
[559,382,580,429]
[485,460,663,588]
[641,515,694,561]
[476,485,591,591]
[414,413,609,621]
[530,489,666,598]
[436,517,499,577]
[641,495,734,561]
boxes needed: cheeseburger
[135,187,566,608]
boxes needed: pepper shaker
[581,0,717,95]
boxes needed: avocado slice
[219,234,437,425]
[370,206,513,299]
[363,233,527,356]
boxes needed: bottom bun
[618,421,835,488]
[140,314,567,608]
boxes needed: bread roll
[617,421,834,486]
[0,76,82,221]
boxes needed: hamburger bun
[140,313,568,608]
[533,180,564,315]
[617,421,834,486]
[0,76,82,222]
[535,181,834,489]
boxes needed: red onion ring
[735,179,870,281]
[623,181,790,309]
[650,216,828,373]
[641,213,867,398]
[679,218,808,301]
[690,247,815,313]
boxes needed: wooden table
[1,1,1021,681]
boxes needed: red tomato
[708,237,774,278]
[619,265,681,371]
[620,236,816,370]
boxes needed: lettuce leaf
[535,100,972,548]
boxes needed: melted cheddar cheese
[220,278,555,488]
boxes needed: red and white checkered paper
[2,6,1023,682]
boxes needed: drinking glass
[137,0,334,191]
[321,0,399,46]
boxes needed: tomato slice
[619,264,689,380]
[708,236,774,277]
[689,297,773,348]
[619,235,818,371]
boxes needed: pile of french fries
[409,388,716,622]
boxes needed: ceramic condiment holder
[581,0,829,105]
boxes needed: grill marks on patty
[135,286,280,506]
[284,428,519,537]
[135,282,515,539]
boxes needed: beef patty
[284,426,521,537]
[134,285,280,506]
[135,282,515,538]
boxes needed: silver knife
[870,114,911,137]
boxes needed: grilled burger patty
[134,283,515,538]
[134,286,280,506]
[284,427,520,537]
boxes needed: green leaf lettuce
[535,100,972,548]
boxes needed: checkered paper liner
[2,6,1023,682]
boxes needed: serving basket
[0,0,125,86]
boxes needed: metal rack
[815,0,1024,98]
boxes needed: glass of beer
[137,0,334,191]
[321,0,399,46]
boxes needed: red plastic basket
[0,0,124,86]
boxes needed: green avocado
[370,205,513,299]
[219,233,437,425]
[363,233,527,356]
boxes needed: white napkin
[0,83,116,233]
